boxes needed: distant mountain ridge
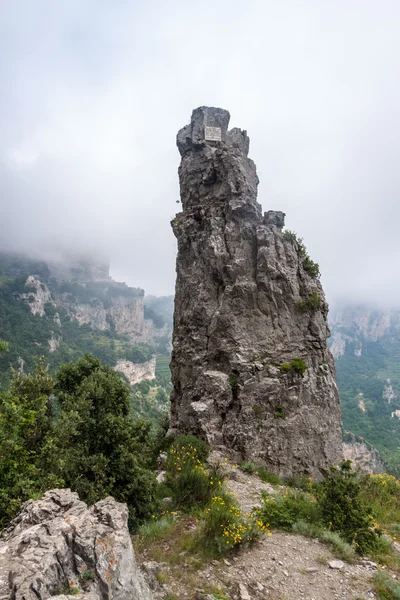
[329,304,400,474]
[0,252,173,395]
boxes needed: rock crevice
[170,106,342,478]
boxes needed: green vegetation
[255,461,383,556]
[334,330,400,475]
[280,357,307,376]
[202,491,263,555]
[229,373,238,391]
[283,230,320,279]
[0,354,158,530]
[373,570,400,599]
[296,292,321,312]
[274,403,286,419]
[164,435,214,510]
[239,461,282,485]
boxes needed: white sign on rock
[204,126,222,141]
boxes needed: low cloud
[1,0,400,303]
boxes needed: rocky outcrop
[0,489,152,600]
[115,356,156,385]
[343,432,385,474]
[170,106,342,478]
[21,275,55,317]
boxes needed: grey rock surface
[170,106,342,478]
[0,489,152,600]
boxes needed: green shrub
[373,570,400,599]
[362,473,400,536]
[201,491,264,556]
[296,293,321,312]
[285,475,314,491]
[165,436,215,510]
[169,434,210,462]
[280,358,307,376]
[239,461,257,474]
[318,460,382,554]
[257,467,282,486]
[138,515,175,542]
[255,489,320,531]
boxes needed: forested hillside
[330,306,400,475]
[0,252,174,421]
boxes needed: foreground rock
[0,489,152,600]
[170,106,342,478]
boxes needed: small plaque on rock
[204,126,222,142]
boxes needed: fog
[1,0,400,306]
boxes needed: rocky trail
[137,466,393,600]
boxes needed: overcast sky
[1,1,400,306]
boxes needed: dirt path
[138,464,394,599]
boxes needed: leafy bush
[257,467,282,486]
[362,473,400,534]
[239,461,257,474]
[280,358,307,376]
[285,475,314,491]
[165,435,214,509]
[45,355,158,530]
[0,362,57,527]
[255,489,320,531]
[239,462,281,485]
[318,460,382,554]
[201,491,265,556]
[296,293,321,312]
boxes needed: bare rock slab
[0,489,152,600]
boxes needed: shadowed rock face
[170,106,342,478]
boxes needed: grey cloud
[1,0,400,302]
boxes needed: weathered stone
[170,106,342,478]
[0,489,152,600]
[343,431,385,474]
[328,560,345,570]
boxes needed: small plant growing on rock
[296,292,321,312]
[280,358,307,376]
[79,570,95,582]
[283,230,320,279]
[274,404,286,419]
[229,373,238,392]
[239,461,257,474]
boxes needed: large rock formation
[0,489,152,600]
[170,106,342,478]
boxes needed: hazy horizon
[2,1,400,306]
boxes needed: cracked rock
[170,106,342,479]
[0,488,152,600]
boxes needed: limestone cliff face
[115,357,156,386]
[170,106,342,478]
[343,432,385,474]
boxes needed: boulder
[0,489,152,600]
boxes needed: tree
[0,362,56,527]
[45,354,158,529]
